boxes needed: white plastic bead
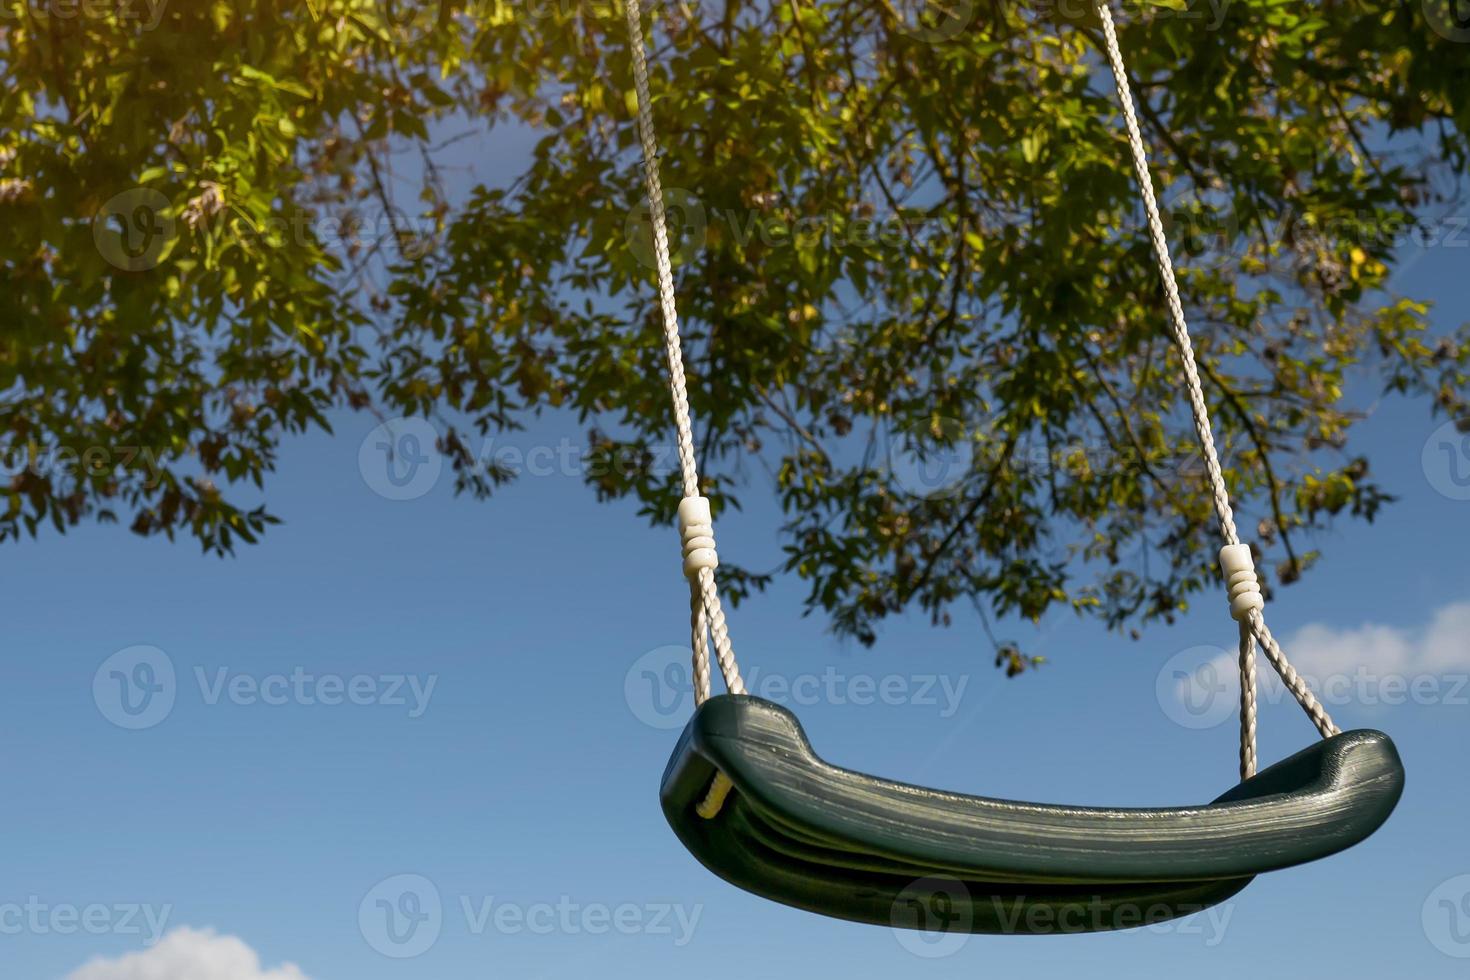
[684,549,718,577]
[1219,544,1264,622]
[677,496,712,531]
[678,496,718,578]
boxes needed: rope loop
[624,0,744,704]
[1091,0,1339,763]
[626,0,1341,771]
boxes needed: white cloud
[1283,600,1470,680]
[66,928,311,980]
[1170,600,1470,719]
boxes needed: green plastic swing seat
[661,695,1405,935]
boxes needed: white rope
[624,0,744,702]
[690,590,713,705]
[624,0,1336,775]
[1237,619,1257,779]
[1091,0,1339,764]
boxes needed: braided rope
[624,0,744,701]
[1237,620,1257,778]
[691,591,713,705]
[1092,1,1339,761]
[625,0,1337,766]
[1247,609,1340,738]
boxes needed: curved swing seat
[662,695,1404,934]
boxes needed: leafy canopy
[2,0,1468,663]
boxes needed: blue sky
[6,114,1470,980]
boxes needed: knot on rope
[1219,544,1265,622]
[679,496,719,579]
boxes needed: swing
[622,0,1405,935]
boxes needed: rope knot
[679,496,718,579]
[1219,544,1264,622]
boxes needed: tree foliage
[3,0,1468,658]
